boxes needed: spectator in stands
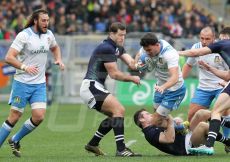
[0,0,225,37]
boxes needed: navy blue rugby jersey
[84,38,125,85]
[208,40,230,68]
[142,126,187,156]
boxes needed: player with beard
[0,9,65,157]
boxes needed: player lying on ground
[134,109,230,155]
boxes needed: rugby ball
[137,53,154,72]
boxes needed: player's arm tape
[20,64,28,71]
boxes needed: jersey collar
[106,37,117,48]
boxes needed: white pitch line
[125,140,137,147]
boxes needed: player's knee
[197,121,208,130]
[7,110,22,125]
[32,114,45,125]
[193,109,206,119]
[198,121,206,127]
[112,107,125,117]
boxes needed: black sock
[111,117,125,152]
[88,118,112,146]
[206,119,221,147]
[221,117,230,128]
[5,120,14,128]
[216,132,230,146]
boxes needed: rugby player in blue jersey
[80,22,141,157]
[0,9,65,157]
[179,27,230,155]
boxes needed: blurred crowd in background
[0,0,225,40]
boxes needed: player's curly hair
[24,9,48,29]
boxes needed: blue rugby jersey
[84,38,125,85]
[142,126,187,155]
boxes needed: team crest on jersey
[47,37,51,45]
[158,58,163,64]
[214,56,221,63]
[14,96,21,104]
[115,48,120,56]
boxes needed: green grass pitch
[0,102,229,162]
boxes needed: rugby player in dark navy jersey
[179,27,230,155]
[133,109,230,156]
[80,22,141,157]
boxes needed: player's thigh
[190,122,208,146]
[29,83,47,109]
[156,84,186,112]
[212,93,230,116]
[213,82,230,114]
[188,103,207,121]
[101,94,125,117]
[8,80,28,113]
[80,80,110,111]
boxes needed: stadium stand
[0,0,227,39]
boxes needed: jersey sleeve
[164,49,179,68]
[208,41,222,53]
[186,57,196,66]
[10,32,28,52]
[117,46,126,57]
[144,127,161,145]
[186,43,199,66]
[100,46,116,63]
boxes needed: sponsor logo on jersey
[158,58,163,64]
[115,48,120,56]
[214,56,221,63]
[31,46,49,54]
[47,37,51,45]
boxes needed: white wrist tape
[20,64,28,71]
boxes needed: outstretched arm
[199,60,230,81]
[119,53,136,70]
[104,62,140,85]
[178,47,212,57]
